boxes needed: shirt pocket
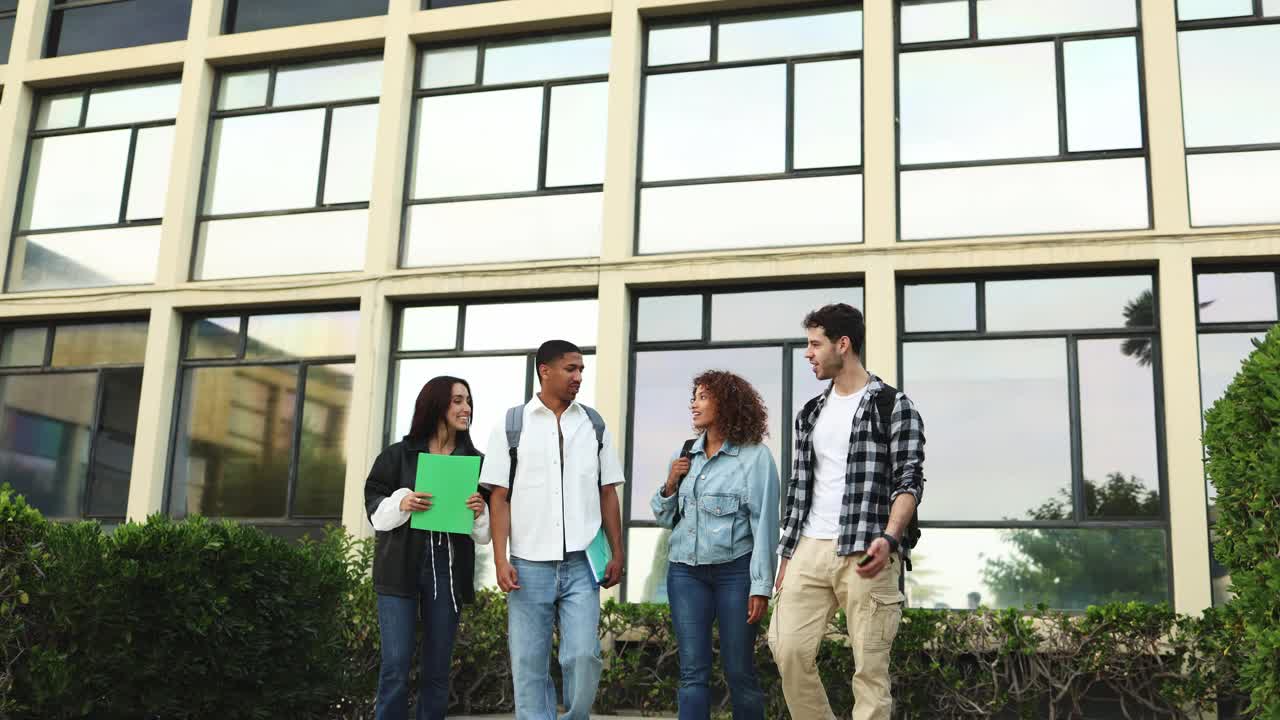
[697,493,740,559]
[514,446,549,490]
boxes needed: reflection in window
[225,0,387,33]
[196,57,382,280]
[898,1,1148,239]
[390,297,600,588]
[1178,13,1280,226]
[901,274,1166,609]
[640,6,863,254]
[1194,267,1279,605]
[625,285,863,600]
[171,309,357,523]
[0,319,148,520]
[47,0,191,57]
[1,2,17,63]
[10,81,179,292]
[406,33,609,267]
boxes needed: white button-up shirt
[480,397,626,562]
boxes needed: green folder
[411,453,481,534]
[585,528,612,585]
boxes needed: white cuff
[471,505,492,544]
[371,488,412,532]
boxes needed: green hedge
[0,487,1257,718]
[1204,324,1280,718]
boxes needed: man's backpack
[504,404,606,500]
[870,385,921,571]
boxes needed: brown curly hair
[691,370,769,446]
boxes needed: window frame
[894,0,1153,241]
[636,1,866,256]
[221,0,388,35]
[44,0,193,58]
[0,316,148,522]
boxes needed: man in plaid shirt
[767,303,925,720]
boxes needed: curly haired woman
[650,370,781,720]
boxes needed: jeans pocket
[864,587,904,652]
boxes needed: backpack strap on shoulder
[581,405,607,487]
[505,406,523,499]
[872,384,920,570]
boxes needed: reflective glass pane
[900,158,1149,239]
[639,174,862,254]
[84,81,181,127]
[712,287,863,342]
[48,0,190,57]
[1199,333,1265,419]
[630,347,783,521]
[323,104,379,205]
[1197,272,1279,324]
[482,33,610,85]
[412,89,542,198]
[292,363,354,517]
[126,125,175,221]
[903,339,1071,521]
[205,110,325,214]
[986,276,1153,332]
[402,193,602,266]
[900,43,1058,164]
[35,92,85,131]
[245,310,359,359]
[977,0,1137,39]
[1078,339,1160,518]
[187,316,242,359]
[626,527,673,602]
[1177,0,1253,21]
[393,355,528,449]
[718,8,862,61]
[399,306,459,351]
[196,209,367,280]
[226,0,388,33]
[1064,37,1142,152]
[87,368,143,517]
[637,295,702,342]
[0,328,48,367]
[217,69,270,110]
[794,59,861,169]
[642,65,785,181]
[900,0,969,44]
[10,226,161,292]
[1268,0,1280,15]
[22,130,131,230]
[52,322,148,367]
[647,22,710,66]
[463,299,598,352]
[546,82,608,187]
[420,46,477,89]
[1179,26,1280,148]
[172,365,298,518]
[911,528,1168,610]
[0,16,13,65]
[272,57,383,106]
[1188,150,1280,227]
[0,373,97,519]
[903,282,977,332]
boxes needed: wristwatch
[879,532,900,554]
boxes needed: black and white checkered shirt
[777,374,926,559]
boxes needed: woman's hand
[399,491,432,512]
[747,595,768,624]
[663,457,691,497]
[466,492,486,519]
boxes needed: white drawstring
[427,531,458,615]
[429,531,439,601]
[446,538,457,615]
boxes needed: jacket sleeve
[364,449,399,522]
[748,448,781,597]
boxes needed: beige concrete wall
[1,0,1277,618]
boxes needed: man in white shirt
[481,340,626,720]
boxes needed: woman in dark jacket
[364,375,490,720]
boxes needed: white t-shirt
[801,386,867,539]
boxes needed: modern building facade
[0,0,1277,616]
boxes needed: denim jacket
[650,437,781,597]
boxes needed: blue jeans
[375,536,459,720]
[507,552,603,720]
[668,554,765,720]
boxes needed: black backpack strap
[505,406,523,500]
[873,385,920,571]
[581,405,607,487]
[672,438,697,526]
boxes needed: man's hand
[465,492,485,519]
[774,558,788,594]
[496,559,521,592]
[602,554,625,589]
[856,536,892,579]
[399,491,432,512]
[747,595,768,624]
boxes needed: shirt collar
[527,394,582,416]
[691,434,741,457]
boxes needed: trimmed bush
[0,486,49,718]
[1204,324,1280,717]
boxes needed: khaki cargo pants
[767,537,904,720]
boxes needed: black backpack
[871,385,921,571]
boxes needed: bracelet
[879,532,900,553]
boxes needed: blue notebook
[585,528,612,584]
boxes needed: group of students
[363,303,927,720]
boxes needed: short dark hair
[535,340,583,373]
[803,303,865,356]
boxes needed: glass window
[272,57,383,106]
[420,46,477,89]
[0,14,13,65]
[482,33,611,85]
[403,194,602,266]
[23,130,134,230]
[1187,150,1280,227]
[1179,26,1280,149]
[225,0,388,33]
[647,22,710,66]
[413,89,544,198]
[35,92,84,131]
[902,282,977,333]
[1063,37,1142,152]
[10,226,163,292]
[1178,0,1254,22]
[985,276,1153,332]
[84,82,182,128]
[195,210,368,280]
[205,110,327,214]
[711,287,864,342]
[322,104,379,206]
[636,295,702,343]
[976,0,1137,39]
[0,319,147,520]
[171,309,358,522]
[463,299,599,352]
[1077,339,1160,518]
[126,126,177,221]
[546,82,609,187]
[217,70,270,111]
[1198,272,1279,324]
[47,0,191,57]
[718,7,862,61]
[793,59,861,169]
[399,306,459,351]
[900,1,969,44]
